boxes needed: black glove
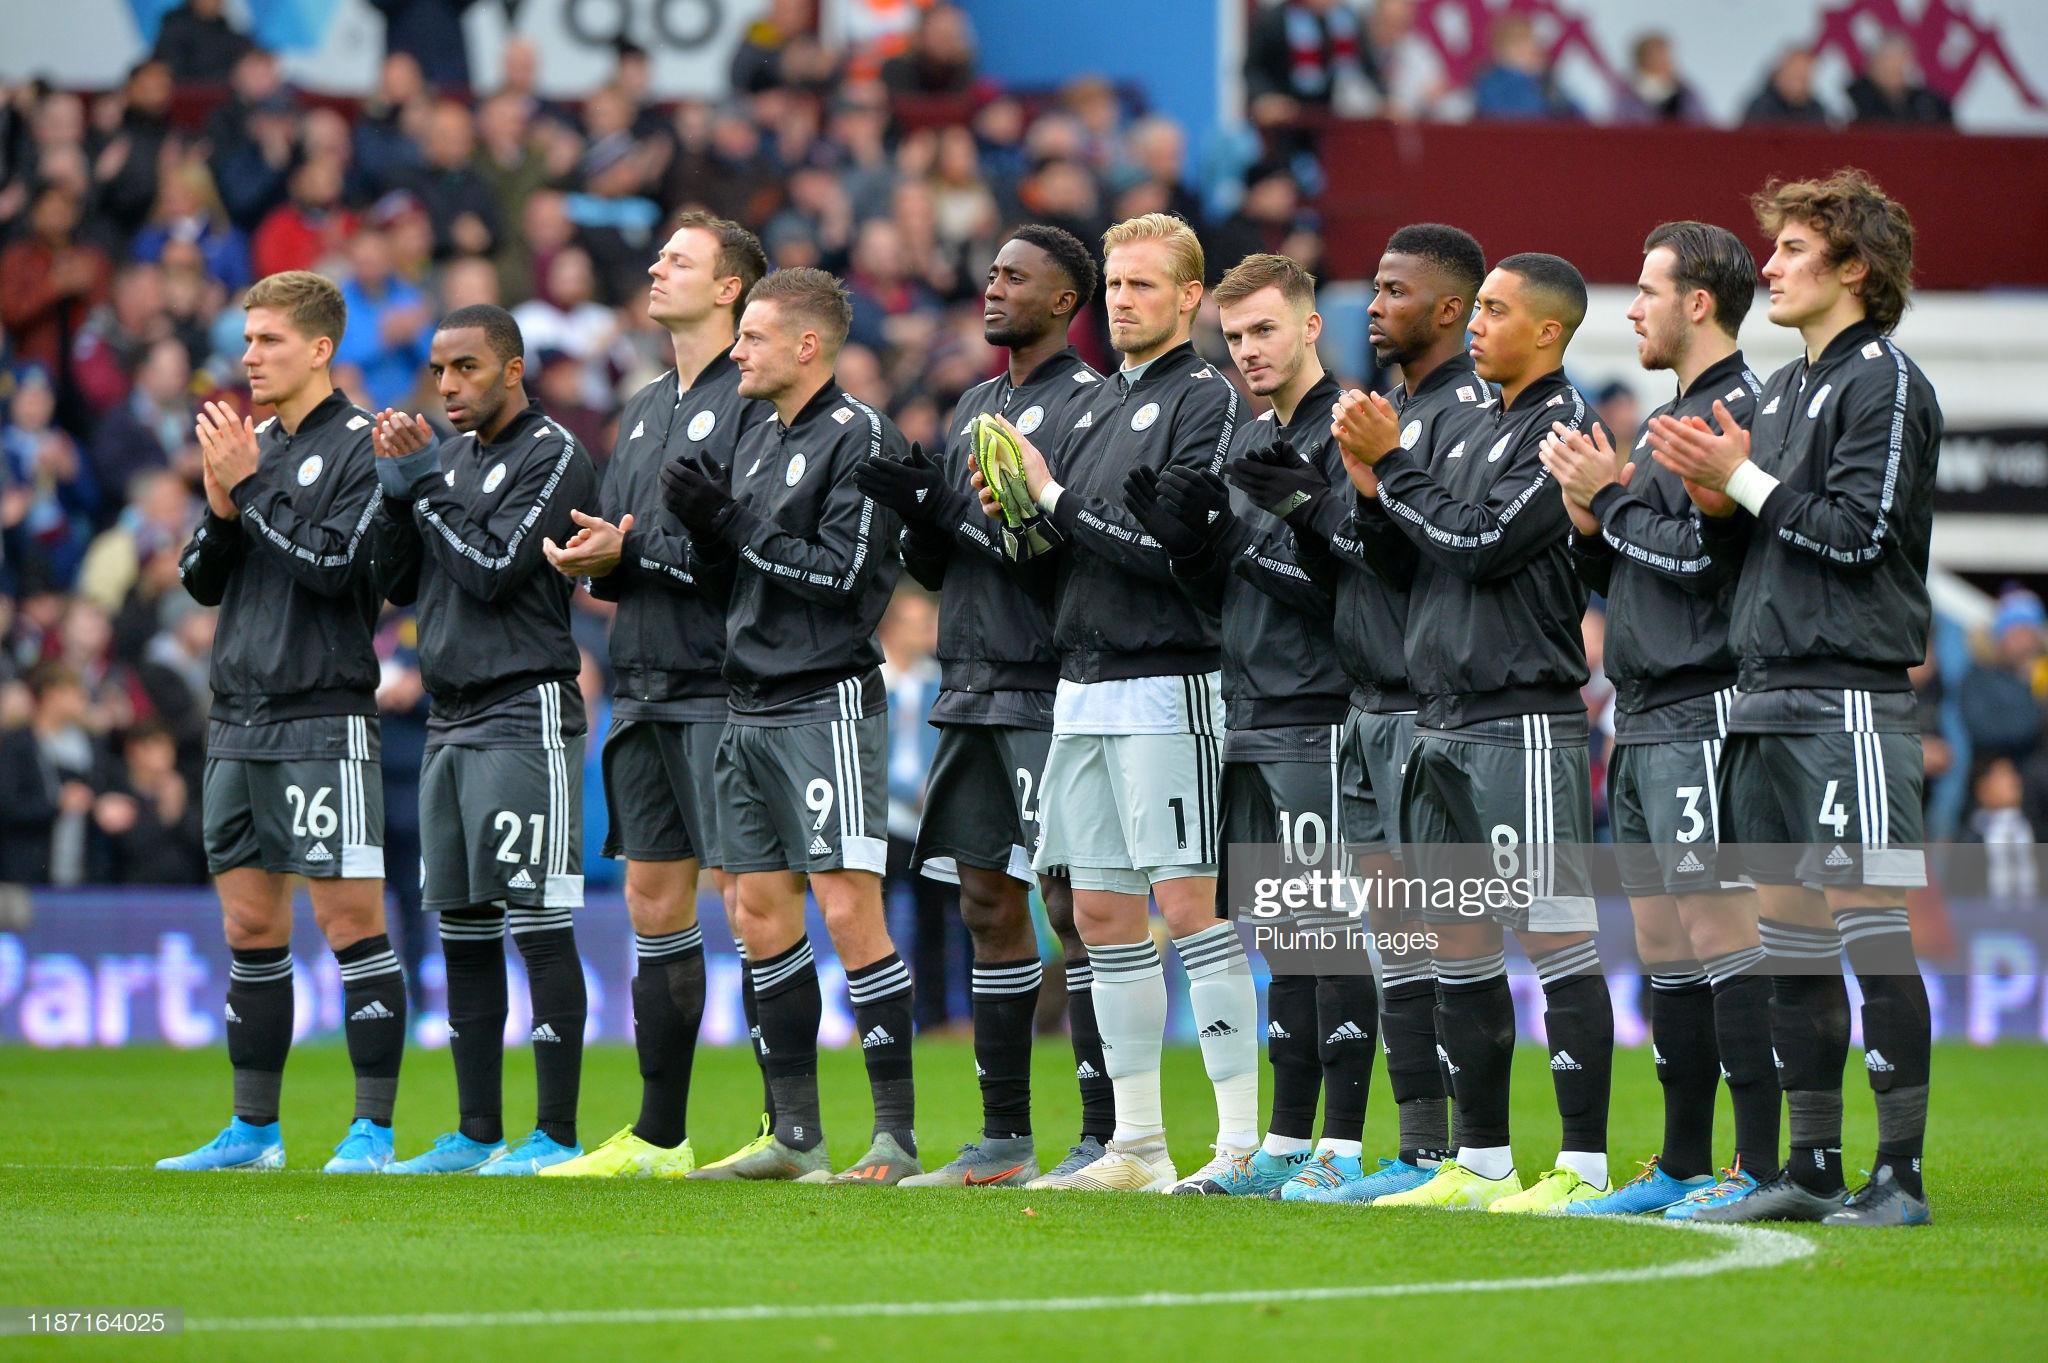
[1157,465,1233,534]
[1224,437,1324,521]
[660,452,738,539]
[851,441,945,523]
[1122,465,1213,560]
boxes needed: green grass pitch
[3,1040,2045,1361]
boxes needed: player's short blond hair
[243,270,346,349]
[1101,212,1204,289]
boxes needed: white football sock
[1088,938,1166,1141]
[1318,1138,1364,1159]
[1174,921,1258,1143]
[1264,1132,1314,1157]
[1458,1144,1515,1180]
[1557,1150,1609,1189]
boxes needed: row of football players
[156,175,1936,1224]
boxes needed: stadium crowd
[0,0,2028,926]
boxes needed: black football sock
[1534,940,1614,1163]
[737,945,775,1124]
[1063,958,1114,1144]
[1316,973,1377,1145]
[971,956,1041,1142]
[847,952,916,1154]
[335,934,407,1125]
[1704,944,1780,1176]
[510,907,586,1149]
[1380,956,1449,1164]
[1836,907,1931,1200]
[630,925,705,1150]
[1645,959,1716,1180]
[440,908,508,1146]
[1434,952,1514,1153]
[753,937,823,1151]
[1265,971,1320,1141]
[1760,918,1848,1194]
[226,945,293,1126]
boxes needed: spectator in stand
[2,368,97,588]
[1244,0,1373,125]
[151,0,255,85]
[1848,35,1954,127]
[0,185,112,384]
[406,98,501,259]
[846,217,941,357]
[881,3,985,98]
[1959,588,2047,762]
[368,0,477,92]
[1472,14,1580,120]
[90,719,206,884]
[374,610,432,1003]
[72,262,171,416]
[436,255,501,312]
[1962,755,2037,903]
[499,186,573,308]
[1115,117,1206,235]
[1743,47,1832,125]
[877,589,954,1029]
[131,158,250,293]
[1593,379,1640,455]
[56,595,144,734]
[250,155,356,280]
[1359,0,1458,120]
[731,0,817,95]
[136,595,212,758]
[474,93,548,254]
[611,41,671,142]
[91,60,176,241]
[212,91,298,231]
[77,468,195,614]
[1613,31,1705,124]
[566,136,662,305]
[353,52,430,196]
[823,82,899,221]
[86,339,195,514]
[0,660,99,885]
[1207,159,1322,281]
[529,349,608,465]
[511,247,627,410]
[334,224,434,411]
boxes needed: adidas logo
[1325,1021,1369,1044]
[1266,1021,1292,1039]
[1865,1049,1895,1073]
[749,1024,769,1055]
[1762,396,1781,415]
[1824,845,1853,869]
[531,1022,561,1043]
[631,420,645,439]
[1720,1063,1732,1079]
[1772,1046,1785,1069]
[1075,1060,1100,1079]
[1550,1050,1583,1071]
[224,1003,241,1023]
[1074,411,1094,429]
[1675,850,1705,874]
[975,1061,986,1077]
[808,835,832,857]
[1652,1043,1666,1066]
[350,1000,396,1022]
[508,868,536,890]
[861,1025,895,1049]
[1198,1019,1238,1038]
[1436,1043,1459,1075]
[305,841,334,863]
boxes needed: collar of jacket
[1277,373,1345,443]
[777,378,848,433]
[1676,349,1751,403]
[1499,366,1572,413]
[1119,339,1201,391]
[478,399,549,449]
[271,387,353,440]
[679,347,739,398]
[1812,319,1883,371]
[1399,352,1481,407]
[1009,345,1087,392]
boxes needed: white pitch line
[186,1223,1814,1334]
